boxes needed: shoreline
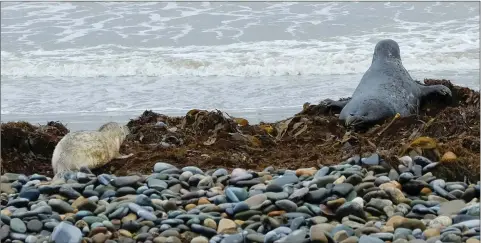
[0,107,303,132]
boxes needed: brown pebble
[267,210,286,217]
[234,220,244,225]
[217,218,237,234]
[326,198,346,209]
[0,209,11,217]
[424,228,440,238]
[121,213,137,223]
[421,187,432,195]
[118,229,132,238]
[75,220,88,228]
[386,215,406,227]
[89,226,108,237]
[204,218,217,230]
[262,174,273,181]
[71,196,86,209]
[185,204,196,211]
[441,151,457,163]
[381,226,394,233]
[111,219,121,226]
[197,197,210,205]
[92,233,108,243]
[295,168,316,177]
[467,238,481,243]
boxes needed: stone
[265,191,289,201]
[403,180,428,195]
[333,230,349,242]
[119,229,133,238]
[25,235,38,243]
[336,202,365,220]
[191,236,209,243]
[439,200,466,216]
[154,162,176,173]
[332,183,354,196]
[288,187,309,201]
[340,236,359,243]
[361,153,380,165]
[423,228,440,238]
[296,168,316,177]
[19,188,40,201]
[440,233,462,242]
[397,218,426,231]
[244,194,267,208]
[190,224,216,238]
[0,183,15,194]
[428,216,452,229]
[327,198,346,208]
[387,216,406,227]
[217,218,237,234]
[9,218,26,233]
[49,199,75,213]
[92,233,109,243]
[225,187,248,202]
[197,197,210,205]
[280,228,307,242]
[310,225,328,243]
[59,186,82,199]
[420,187,432,195]
[147,179,168,191]
[268,210,286,217]
[160,229,179,237]
[51,222,83,243]
[306,188,330,203]
[359,235,384,243]
[467,239,480,243]
[440,151,457,163]
[271,173,299,187]
[27,219,43,232]
[275,200,298,212]
[203,218,216,230]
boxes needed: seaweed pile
[1,79,479,181]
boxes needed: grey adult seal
[323,39,452,129]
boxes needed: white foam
[1,34,478,78]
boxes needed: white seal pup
[51,122,133,178]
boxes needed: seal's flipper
[320,98,351,110]
[115,153,134,159]
[52,170,75,181]
[79,166,93,175]
[419,84,453,102]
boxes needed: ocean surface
[1,2,479,131]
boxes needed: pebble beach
[1,2,480,243]
[1,154,479,243]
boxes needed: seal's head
[339,98,395,129]
[372,39,401,63]
[99,122,130,139]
